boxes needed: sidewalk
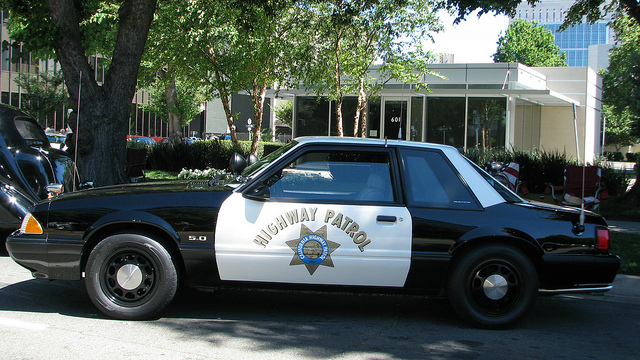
[607,220,640,234]
[609,274,640,302]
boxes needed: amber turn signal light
[19,213,44,235]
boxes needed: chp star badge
[286,224,340,275]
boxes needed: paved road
[608,220,640,234]
[1,249,639,360]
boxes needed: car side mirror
[230,153,247,175]
[248,153,259,166]
[46,183,64,198]
[243,185,270,201]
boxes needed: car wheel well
[450,237,543,276]
[81,224,184,284]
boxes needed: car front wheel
[447,244,538,328]
[85,233,179,320]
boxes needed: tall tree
[493,19,567,66]
[14,70,69,128]
[141,0,304,153]
[4,0,157,186]
[602,14,640,138]
[140,73,205,138]
[297,0,441,137]
[601,14,640,203]
[601,105,638,152]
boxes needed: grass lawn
[610,232,640,276]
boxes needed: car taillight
[596,228,610,250]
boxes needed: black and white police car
[6,137,620,328]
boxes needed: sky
[429,10,511,63]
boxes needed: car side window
[267,149,395,203]
[400,149,479,210]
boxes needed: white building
[246,63,601,163]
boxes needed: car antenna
[573,103,586,232]
[73,71,82,192]
[384,137,388,147]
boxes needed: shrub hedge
[463,148,631,197]
[145,139,285,172]
[143,140,632,197]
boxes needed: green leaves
[493,19,567,67]
[602,14,640,143]
[14,70,69,126]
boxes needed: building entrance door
[382,99,408,140]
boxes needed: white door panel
[215,193,412,286]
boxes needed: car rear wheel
[85,233,178,320]
[447,244,538,329]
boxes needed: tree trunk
[48,0,157,187]
[165,76,183,144]
[353,78,364,137]
[211,65,238,144]
[333,36,344,137]
[250,83,268,156]
[354,77,368,137]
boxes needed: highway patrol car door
[215,147,412,287]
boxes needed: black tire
[85,233,178,320]
[447,245,538,329]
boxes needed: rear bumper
[540,253,620,293]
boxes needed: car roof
[294,136,456,151]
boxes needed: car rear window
[400,149,479,210]
[14,118,48,146]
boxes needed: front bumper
[6,232,83,280]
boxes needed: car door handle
[376,215,397,223]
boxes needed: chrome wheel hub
[482,274,509,300]
[117,264,144,290]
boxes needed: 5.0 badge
[188,235,207,242]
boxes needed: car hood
[46,179,234,206]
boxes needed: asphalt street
[1,244,639,360]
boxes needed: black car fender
[81,210,182,267]
[451,226,545,267]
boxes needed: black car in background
[0,104,80,239]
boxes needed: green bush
[146,139,285,172]
[464,148,572,193]
[463,148,631,196]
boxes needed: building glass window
[410,97,423,142]
[426,97,465,149]
[367,98,381,138]
[296,96,330,137]
[11,92,19,107]
[467,97,506,150]
[330,97,357,137]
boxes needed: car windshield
[241,140,298,178]
[466,157,523,203]
[15,117,49,146]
